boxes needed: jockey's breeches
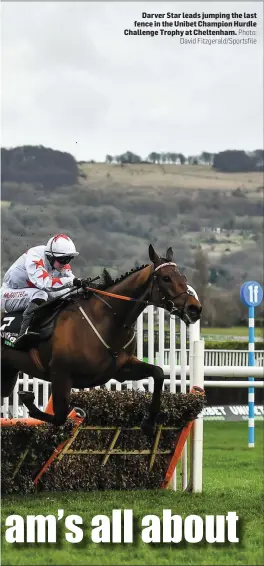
[1,287,48,312]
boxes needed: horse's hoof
[19,391,35,409]
[156,411,168,425]
[141,416,156,437]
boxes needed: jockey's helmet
[45,234,79,265]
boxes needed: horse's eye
[163,276,171,283]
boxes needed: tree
[178,153,186,165]
[213,150,258,172]
[105,154,113,164]
[200,151,213,165]
[119,151,142,164]
[147,152,160,164]
[1,145,79,189]
[170,153,178,164]
[253,149,264,170]
[187,155,198,165]
[253,149,264,160]
[165,152,171,163]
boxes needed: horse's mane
[95,265,149,291]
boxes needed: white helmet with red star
[45,234,79,263]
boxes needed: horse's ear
[166,247,173,261]
[149,244,159,264]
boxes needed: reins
[79,261,186,308]
[81,285,153,306]
[41,261,191,321]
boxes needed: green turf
[143,325,263,339]
[200,326,263,338]
[1,422,263,565]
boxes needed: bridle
[149,261,193,319]
[72,261,194,320]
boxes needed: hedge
[204,340,263,350]
[142,331,263,354]
[1,389,206,495]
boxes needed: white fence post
[169,315,176,394]
[12,380,19,418]
[180,319,188,490]
[158,308,165,375]
[169,314,177,490]
[43,381,50,410]
[191,339,205,493]
[22,374,29,418]
[147,306,155,393]
[134,311,144,390]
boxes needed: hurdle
[1,387,205,492]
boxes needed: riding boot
[14,299,46,350]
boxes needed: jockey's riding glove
[73,277,83,288]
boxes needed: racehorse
[1,245,202,435]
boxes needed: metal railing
[161,349,264,367]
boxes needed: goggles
[55,255,74,265]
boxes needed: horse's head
[149,244,202,324]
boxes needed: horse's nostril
[187,305,202,319]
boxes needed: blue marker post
[240,281,263,448]
[248,304,255,447]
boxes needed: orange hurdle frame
[0,395,55,426]
[161,386,204,489]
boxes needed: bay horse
[1,245,202,435]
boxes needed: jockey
[1,233,83,349]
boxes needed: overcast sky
[2,1,263,161]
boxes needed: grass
[142,325,263,340]
[80,163,263,193]
[1,422,263,565]
[201,326,263,338]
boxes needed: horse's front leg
[140,365,165,437]
[115,356,165,436]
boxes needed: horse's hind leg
[1,361,18,398]
[20,368,73,426]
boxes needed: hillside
[80,162,263,193]
[1,162,263,326]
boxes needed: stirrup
[14,329,40,350]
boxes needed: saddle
[1,297,73,350]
